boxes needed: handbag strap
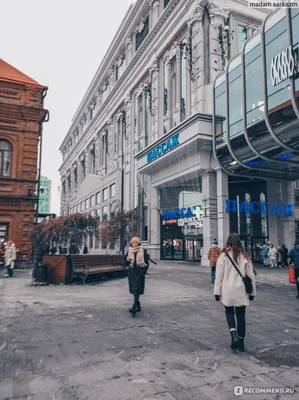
[224,250,243,278]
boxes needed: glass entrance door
[251,237,268,263]
[161,239,184,260]
[185,240,202,262]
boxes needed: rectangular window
[237,25,247,52]
[145,91,149,147]
[76,204,79,212]
[81,201,84,211]
[96,192,101,204]
[90,148,95,174]
[164,59,169,117]
[102,205,108,220]
[95,234,100,249]
[90,195,95,207]
[295,189,299,207]
[85,198,89,209]
[136,16,149,51]
[180,44,187,121]
[110,183,115,198]
[164,0,171,7]
[103,188,108,201]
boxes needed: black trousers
[295,269,299,294]
[225,306,246,338]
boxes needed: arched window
[0,140,12,177]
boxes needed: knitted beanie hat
[213,238,217,245]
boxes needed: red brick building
[0,59,48,261]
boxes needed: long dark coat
[125,249,149,296]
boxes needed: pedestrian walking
[83,245,88,254]
[288,242,299,299]
[281,244,289,268]
[214,233,256,352]
[208,239,221,284]
[4,240,16,278]
[262,245,269,266]
[268,244,277,268]
[125,236,149,316]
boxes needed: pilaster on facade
[208,4,229,81]
[125,35,133,63]
[149,0,160,27]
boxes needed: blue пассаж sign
[163,206,201,220]
[226,200,294,216]
[147,133,179,163]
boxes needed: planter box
[43,255,71,284]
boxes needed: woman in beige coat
[214,233,256,352]
[4,240,16,278]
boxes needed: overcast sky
[0,0,133,214]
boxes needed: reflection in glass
[214,80,226,146]
[237,25,247,51]
[260,192,268,236]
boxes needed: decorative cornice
[188,4,204,28]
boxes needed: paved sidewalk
[0,262,299,400]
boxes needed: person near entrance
[288,243,299,299]
[208,239,221,283]
[268,244,277,268]
[4,240,16,278]
[125,236,149,315]
[214,233,256,352]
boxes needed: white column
[201,170,218,265]
[148,185,161,260]
[217,169,229,248]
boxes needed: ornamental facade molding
[168,41,181,61]
[124,35,133,47]
[187,5,204,28]
[149,58,159,73]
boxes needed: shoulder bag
[224,250,253,295]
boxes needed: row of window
[67,184,115,211]
[62,1,172,161]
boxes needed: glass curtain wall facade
[213,8,299,181]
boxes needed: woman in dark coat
[125,236,149,315]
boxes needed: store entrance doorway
[239,235,269,263]
[161,239,184,260]
[185,239,202,262]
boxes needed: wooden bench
[69,254,126,284]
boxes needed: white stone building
[59,0,270,261]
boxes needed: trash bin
[33,262,48,284]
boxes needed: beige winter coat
[214,251,256,307]
[5,243,16,266]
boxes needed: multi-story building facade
[0,59,48,260]
[39,175,52,213]
[59,0,274,261]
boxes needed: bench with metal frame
[69,254,126,284]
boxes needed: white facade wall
[59,0,269,254]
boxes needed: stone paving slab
[0,263,299,399]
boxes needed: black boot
[238,338,245,352]
[129,304,137,315]
[230,330,239,350]
[135,301,141,312]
